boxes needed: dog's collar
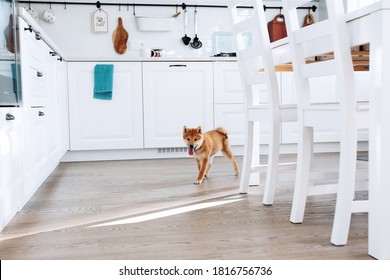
[194,143,203,153]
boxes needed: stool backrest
[229,0,280,110]
[282,0,356,113]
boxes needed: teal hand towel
[94,64,114,100]
[11,63,21,96]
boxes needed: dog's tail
[215,127,229,139]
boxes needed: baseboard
[61,142,368,162]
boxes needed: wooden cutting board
[112,17,128,54]
[3,14,15,53]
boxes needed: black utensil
[190,9,202,49]
[182,9,191,45]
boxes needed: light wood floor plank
[0,153,371,259]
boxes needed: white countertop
[346,0,390,22]
[65,56,237,62]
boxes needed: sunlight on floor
[89,197,244,228]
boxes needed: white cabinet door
[213,61,277,146]
[45,51,69,162]
[53,58,69,157]
[46,53,60,161]
[0,108,23,231]
[143,62,214,148]
[68,62,143,150]
[214,104,275,146]
[214,104,246,146]
[26,108,49,190]
[214,62,243,104]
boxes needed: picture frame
[92,9,108,33]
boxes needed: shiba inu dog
[183,125,239,184]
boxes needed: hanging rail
[263,5,317,12]
[19,1,317,12]
[19,1,235,9]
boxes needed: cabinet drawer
[27,33,48,63]
[29,53,46,74]
[27,64,48,106]
[0,108,22,128]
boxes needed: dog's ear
[197,126,202,133]
[183,125,188,133]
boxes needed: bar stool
[229,1,297,205]
[282,0,369,245]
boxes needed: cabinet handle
[37,72,43,77]
[49,51,57,56]
[24,25,33,32]
[5,113,15,121]
[38,111,45,117]
[169,64,187,67]
[35,33,41,40]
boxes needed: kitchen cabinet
[213,61,275,145]
[64,60,369,160]
[214,104,245,145]
[68,62,143,150]
[26,107,49,191]
[143,62,214,148]
[213,62,245,145]
[213,62,243,104]
[51,56,69,157]
[0,108,23,231]
[19,17,68,206]
[45,52,69,162]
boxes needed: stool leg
[290,125,313,223]
[263,120,281,205]
[239,121,255,193]
[331,129,357,245]
[249,122,260,186]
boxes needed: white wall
[345,0,379,12]
[18,0,320,59]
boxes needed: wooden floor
[0,153,371,260]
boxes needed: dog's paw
[235,171,239,176]
[194,179,203,185]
